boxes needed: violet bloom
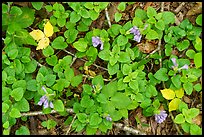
[129,26,142,43]
[106,114,112,121]
[171,58,178,68]
[38,86,54,109]
[171,58,189,71]
[154,110,168,123]
[179,64,188,70]
[92,36,103,50]
[38,95,54,109]
[129,26,140,35]
[134,35,142,43]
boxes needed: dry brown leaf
[186,2,202,16]
[84,66,96,77]
[136,40,158,53]
[192,114,202,125]
[144,2,152,10]
[13,2,30,7]
[107,2,119,22]
[183,96,191,103]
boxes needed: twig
[20,108,74,117]
[113,123,146,135]
[174,2,185,14]
[16,108,146,135]
[158,38,162,68]
[70,56,77,67]
[63,49,108,71]
[169,112,183,135]
[30,57,43,67]
[65,115,77,135]
[161,2,164,12]
[124,118,130,135]
[82,74,111,82]
[144,48,160,59]
[174,16,181,26]
[105,7,111,28]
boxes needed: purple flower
[129,26,142,43]
[134,35,142,43]
[106,114,112,121]
[38,95,54,109]
[171,58,189,71]
[38,95,47,106]
[179,64,188,70]
[155,110,168,123]
[130,26,140,35]
[171,58,178,68]
[92,36,104,50]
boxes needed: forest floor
[8,2,202,135]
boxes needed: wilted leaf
[29,29,45,42]
[44,21,54,37]
[169,98,181,112]
[137,40,157,53]
[186,2,202,16]
[175,88,184,98]
[160,88,175,100]
[37,37,50,50]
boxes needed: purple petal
[134,34,142,43]
[49,102,54,108]
[92,36,104,50]
[155,110,168,123]
[100,43,104,50]
[38,95,47,106]
[180,64,188,70]
[43,99,49,108]
[130,26,141,35]
[106,114,112,121]
[38,100,43,106]
[171,58,178,67]
[92,36,101,47]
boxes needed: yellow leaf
[36,37,50,50]
[84,66,96,77]
[160,88,175,100]
[88,70,96,77]
[44,21,53,37]
[84,66,88,71]
[169,98,181,112]
[29,29,45,42]
[175,88,184,98]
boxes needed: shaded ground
[7,2,202,135]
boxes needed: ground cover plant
[2,2,202,135]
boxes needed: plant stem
[20,108,74,117]
[113,123,146,135]
[174,2,185,13]
[82,74,111,82]
[169,112,183,135]
[65,115,77,135]
[20,108,146,135]
[62,49,108,71]
[105,7,111,28]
